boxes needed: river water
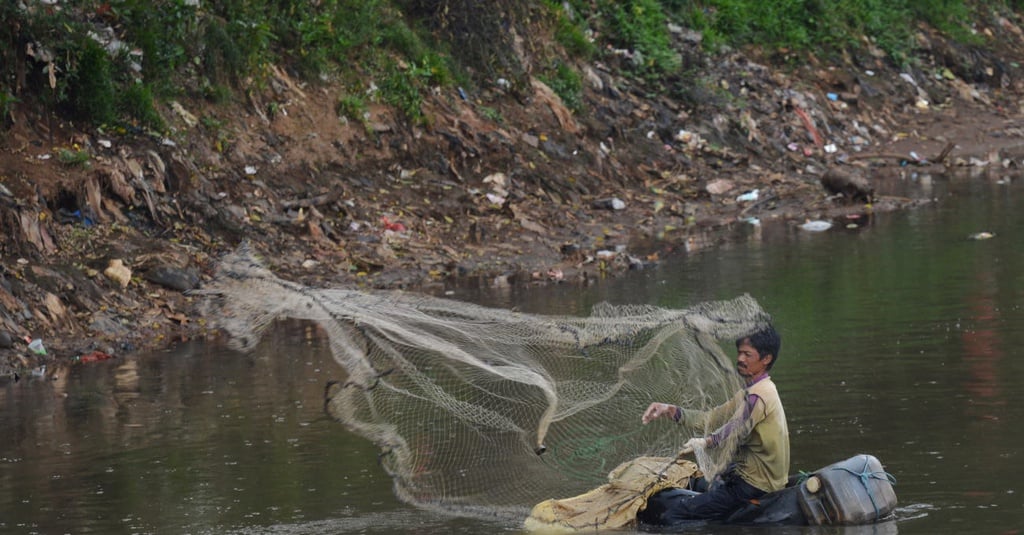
[2,173,1022,534]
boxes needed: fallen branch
[280,190,341,209]
[845,141,955,165]
[739,193,777,216]
[793,106,824,148]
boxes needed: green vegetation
[119,83,165,131]
[337,94,370,130]
[0,0,452,131]
[0,0,1019,132]
[540,62,585,113]
[57,147,91,167]
[0,92,18,128]
[665,0,1002,63]
[70,39,117,125]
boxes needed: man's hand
[641,402,678,424]
[683,437,708,452]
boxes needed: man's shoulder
[747,376,780,398]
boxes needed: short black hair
[737,324,781,370]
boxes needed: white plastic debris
[593,198,626,210]
[800,220,833,232]
[735,189,759,203]
[28,339,47,356]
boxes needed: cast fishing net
[195,247,770,526]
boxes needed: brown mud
[4,19,1024,378]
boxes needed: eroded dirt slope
[4,16,1024,376]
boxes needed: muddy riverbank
[4,16,1024,378]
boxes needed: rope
[829,455,897,520]
[794,470,814,486]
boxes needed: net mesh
[195,246,771,524]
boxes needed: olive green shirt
[682,376,790,492]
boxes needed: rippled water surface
[2,174,1022,534]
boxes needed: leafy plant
[598,0,680,75]
[545,1,597,58]
[380,61,427,123]
[478,105,503,123]
[58,147,91,167]
[337,94,369,124]
[0,91,18,129]
[119,83,166,131]
[69,39,117,125]
[540,62,584,113]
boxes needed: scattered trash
[170,101,199,128]
[627,255,654,270]
[705,178,735,195]
[75,350,114,364]
[56,208,95,226]
[735,189,759,203]
[899,72,919,87]
[244,165,258,176]
[592,197,626,210]
[968,231,995,240]
[792,105,824,147]
[483,172,509,189]
[674,129,705,150]
[482,172,510,206]
[381,216,406,232]
[743,217,761,226]
[547,268,564,281]
[800,220,833,232]
[30,364,46,378]
[104,259,133,288]
[28,338,47,355]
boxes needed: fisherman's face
[736,339,772,383]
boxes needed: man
[638,325,789,524]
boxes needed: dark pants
[640,469,767,526]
